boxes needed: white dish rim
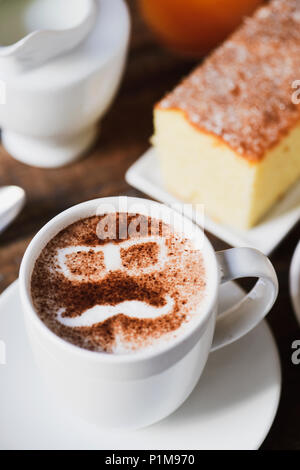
[290,240,300,325]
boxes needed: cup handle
[211,247,278,351]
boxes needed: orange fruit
[138,0,263,57]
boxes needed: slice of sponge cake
[153,0,300,229]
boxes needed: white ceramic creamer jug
[0,0,130,167]
[0,0,97,68]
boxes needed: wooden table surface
[0,1,299,450]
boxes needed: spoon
[0,185,26,233]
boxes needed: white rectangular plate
[125,147,300,254]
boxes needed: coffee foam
[31,213,209,354]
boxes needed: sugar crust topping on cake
[157,0,300,161]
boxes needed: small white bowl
[290,240,300,326]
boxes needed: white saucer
[0,280,281,450]
[126,148,300,255]
[290,240,300,326]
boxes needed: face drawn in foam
[55,236,168,283]
[31,214,208,354]
[55,237,172,327]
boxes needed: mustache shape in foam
[56,295,175,327]
[55,236,168,282]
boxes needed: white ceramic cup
[19,197,278,429]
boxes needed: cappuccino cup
[19,197,278,429]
